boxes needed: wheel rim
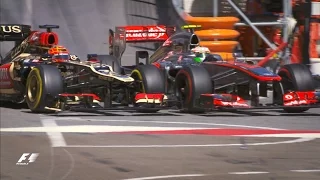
[27,75,40,103]
[176,75,188,104]
[177,82,186,100]
[132,72,145,93]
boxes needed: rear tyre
[131,65,165,112]
[175,65,212,113]
[97,55,122,74]
[278,64,315,113]
[25,65,63,113]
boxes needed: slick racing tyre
[25,65,63,113]
[175,65,212,113]
[278,64,315,113]
[97,55,122,74]
[131,65,165,112]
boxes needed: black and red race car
[0,24,165,113]
[108,24,320,113]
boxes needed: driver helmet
[48,45,70,62]
[191,46,211,63]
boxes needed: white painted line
[228,171,269,175]
[60,148,75,180]
[237,133,320,138]
[41,119,67,147]
[64,137,314,148]
[64,118,285,130]
[48,117,82,120]
[0,125,217,133]
[290,169,320,173]
[122,174,208,180]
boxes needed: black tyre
[278,64,315,113]
[25,65,64,113]
[97,55,122,74]
[131,65,165,112]
[131,65,165,93]
[175,65,212,113]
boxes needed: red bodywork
[118,25,173,42]
[0,63,14,89]
[201,94,250,108]
[283,91,318,106]
[59,93,101,101]
[135,93,164,102]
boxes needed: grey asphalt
[1,105,320,180]
[1,0,320,180]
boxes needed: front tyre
[26,65,63,113]
[175,65,212,113]
[278,64,315,113]
[131,65,165,112]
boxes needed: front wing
[197,91,320,110]
[48,91,320,113]
[132,91,320,111]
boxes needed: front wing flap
[49,91,320,113]
[198,91,320,110]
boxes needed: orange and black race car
[0,24,165,113]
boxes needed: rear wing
[109,25,176,64]
[113,25,175,42]
[0,24,32,41]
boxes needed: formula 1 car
[0,24,164,113]
[109,24,320,113]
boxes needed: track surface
[1,0,320,180]
[1,105,320,180]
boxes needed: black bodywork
[0,24,137,108]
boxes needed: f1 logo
[16,153,39,165]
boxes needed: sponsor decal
[284,100,308,106]
[70,55,78,61]
[0,64,13,88]
[125,26,168,41]
[0,68,9,80]
[0,25,22,33]
[9,37,29,59]
[284,94,294,101]
[221,101,249,107]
